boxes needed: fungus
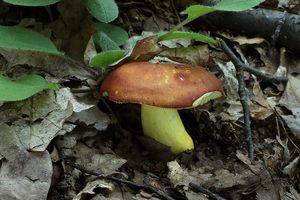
[100,62,224,154]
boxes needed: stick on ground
[220,39,287,160]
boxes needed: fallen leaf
[217,62,243,121]
[159,45,209,66]
[74,178,114,200]
[74,143,127,176]
[0,88,95,151]
[68,106,110,131]
[48,0,95,60]
[250,81,274,120]
[0,123,52,200]
[279,75,300,138]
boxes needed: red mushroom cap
[100,62,224,108]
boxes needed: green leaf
[81,0,118,23]
[213,0,265,11]
[3,0,59,6]
[95,22,128,46]
[90,50,125,68]
[0,26,63,55]
[0,74,50,101]
[94,32,120,51]
[184,5,215,21]
[158,31,218,46]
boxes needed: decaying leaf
[0,48,96,81]
[74,178,114,200]
[217,62,243,121]
[68,106,110,131]
[74,143,127,176]
[159,45,209,66]
[0,88,96,151]
[250,81,274,120]
[282,156,300,177]
[279,75,300,138]
[167,160,257,192]
[48,0,95,60]
[0,123,52,200]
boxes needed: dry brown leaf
[250,81,274,120]
[48,0,95,60]
[159,45,209,66]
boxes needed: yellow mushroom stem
[141,105,194,154]
[140,91,223,154]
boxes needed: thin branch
[243,66,288,83]
[189,183,228,200]
[65,162,175,200]
[220,40,254,160]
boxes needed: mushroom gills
[141,105,194,154]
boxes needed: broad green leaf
[81,0,118,23]
[213,0,265,11]
[158,31,218,46]
[90,50,125,68]
[3,0,59,6]
[0,26,63,55]
[184,5,215,21]
[94,32,120,51]
[95,23,128,46]
[0,74,52,101]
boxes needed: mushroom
[100,62,224,154]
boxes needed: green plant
[91,0,265,69]
[3,0,59,6]
[0,0,125,101]
[0,0,264,101]
[0,25,62,101]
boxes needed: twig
[220,40,254,160]
[243,66,288,83]
[65,162,175,200]
[189,183,228,200]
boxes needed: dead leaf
[250,81,274,120]
[74,143,127,176]
[0,88,96,151]
[74,178,114,200]
[68,106,110,131]
[48,0,95,60]
[217,62,243,121]
[0,123,52,200]
[279,75,300,138]
[0,48,96,81]
[159,45,209,66]
[279,75,300,109]
[129,36,162,61]
[282,156,300,177]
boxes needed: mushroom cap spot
[100,62,224,108]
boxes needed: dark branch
[65,162,175,200]
[189,183,228,200]
[220,40,254,160]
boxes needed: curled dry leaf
[249,81,274,120]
